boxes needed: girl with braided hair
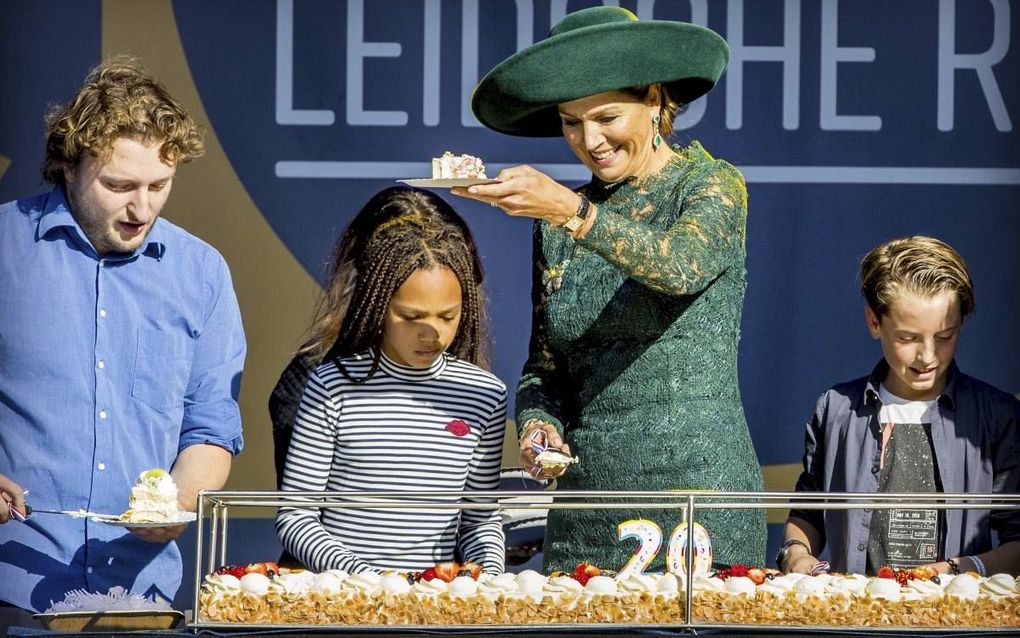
[274,186,507,575]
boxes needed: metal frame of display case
[190,489,1020,633]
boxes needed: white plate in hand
[91,512,197,527]
[397,178,497,188]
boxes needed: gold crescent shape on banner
[103,0,320,500]
[0,154,10,180]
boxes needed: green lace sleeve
[515,222,567,438]
[577,160,747,296]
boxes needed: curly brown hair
[42,55,204,184]
[860,236,975,321]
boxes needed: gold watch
[561,195,591,233]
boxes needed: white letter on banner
[424,0,440,126]
[819,0,880,131]
[462,0,534,127]
[550,0,620,27]
[726,0,801,130]
[461,0,482,127]
[346,0,407,125]
[938,0,1012,132]
[275,0,335,125]
[635,0,710,130]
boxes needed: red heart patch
[445,420,470,437]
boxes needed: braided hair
[300,186,489,381]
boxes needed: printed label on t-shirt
[883,509,939,565]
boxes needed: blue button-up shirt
[0,187,245,611]
[789,360,1020,574]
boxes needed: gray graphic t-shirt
[866,386,942,573]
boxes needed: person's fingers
[129,523,187,543]
[787,554,817,574]
[9,492,25,515]
[542,424,563,449]
[0,500,10,524]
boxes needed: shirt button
[86,566,93,574]
[98,463,106,471]
[98,360,105,369]
[99,309,107,318]
[871,465,879,474]
[857,543,866,551]
[99,410,107,420]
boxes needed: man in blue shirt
[0,57,246,623]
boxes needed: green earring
[652,113,663,150]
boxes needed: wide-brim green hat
[472,7,729,137]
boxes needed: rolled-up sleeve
[991,393,1020,542]
[179,252,245,455]
[788,392,830,540]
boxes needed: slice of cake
[120,468,181,523]
[432,152,486,179]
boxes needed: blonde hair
[42,55,204,183]
[860,236,975,320]
[621,84,682,137]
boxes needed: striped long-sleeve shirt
[276,350,507,574]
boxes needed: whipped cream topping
[380,573,412,595]
[239,573,271,596]
[584,575,619,595]
[202,566,1020,610]
[794,573,832,599]
[865,578,901,601]
[723,576,756,597]
[980,573,1015,598]
[758,573,801,596]
[900,578,943,601]
[945,573,980,600]
[825,573,869,596]
[448,575,479,598]
[312,572,346,595]
[122,469,180,522]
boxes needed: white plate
[92,512,196,527]
[397,177,497,188]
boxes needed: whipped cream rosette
[119,468,180,523]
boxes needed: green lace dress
[516,142,766,572]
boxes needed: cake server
[22,506,110,518]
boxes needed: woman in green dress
[454,6,766,572]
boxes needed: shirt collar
[378,349,448,382]
[36,185,166,261]
[862,358,958,410]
